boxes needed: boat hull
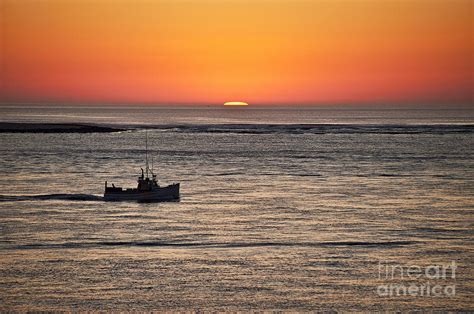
[104,183,180,202]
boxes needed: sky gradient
[0,0,472,105]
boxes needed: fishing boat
[104,131,180,202]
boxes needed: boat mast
[145,129,149,178]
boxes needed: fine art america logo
[377,261,457,297]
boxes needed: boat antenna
[145,129,149,178]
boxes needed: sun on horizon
[224,102,249,106]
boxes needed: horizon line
[0,101,473,109]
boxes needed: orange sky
[0,0,472,105]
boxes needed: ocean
[0,106,473,311]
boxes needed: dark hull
[104,183,180,202]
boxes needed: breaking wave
[143,123,474,135]
[7,240,418,250]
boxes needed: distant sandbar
[0,122,126,133]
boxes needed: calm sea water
[0,106,473,311]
